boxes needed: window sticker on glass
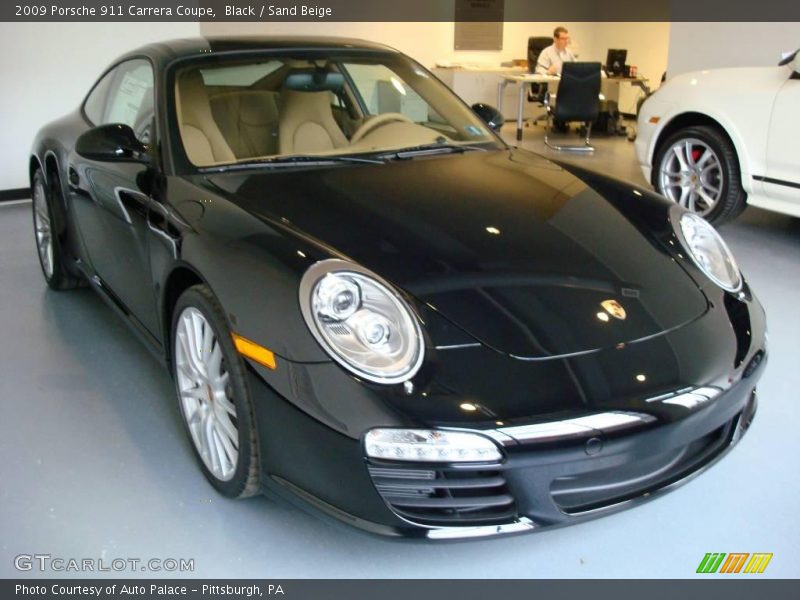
[106,72,150,127]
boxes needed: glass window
[343,63,428,122]
[200,60,282,87]
[83,69,115,125]
[173,52,501,167]
[102,60,154,144]
[83,60,155,143]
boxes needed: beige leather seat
[210,91,280,159]
[175,71,236,165]
[278,90,348,155]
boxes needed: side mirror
[471,103,504,132]
[778,48,799,73]
[75,123,150,163]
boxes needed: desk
[496,74,559,141]
[432,67,530,119]
[497,73,650,141]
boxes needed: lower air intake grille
[367,463,517,526]
[550,418,736,514]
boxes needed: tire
[170,284,261,498]
[652,125,746,224]
[31,170,85,290]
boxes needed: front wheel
[653,125,746,224]
[171,285,261,498]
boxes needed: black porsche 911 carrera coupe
[30,37,766,538]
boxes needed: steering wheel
[349,112,413,144]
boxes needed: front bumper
[247,354,763,539]
[634,94,677,187]
[245,269,767,538]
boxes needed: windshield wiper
[200,154,385,173]
[378,141,491,160]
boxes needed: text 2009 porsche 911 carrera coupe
[30,37,766,538]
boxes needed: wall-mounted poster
[454,0,504,51]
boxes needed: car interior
[174,58,490,167]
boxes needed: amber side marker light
[231,333,277,370]
[649,116,661,124]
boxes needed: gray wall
[0,22,198,191]
[667,22,800,77]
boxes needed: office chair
[526,36,552,124]
[527,37,552,73]
[544,62,601,152]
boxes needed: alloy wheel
[32,180,53,279]
[658,138,724,216]
[174,307,239,481]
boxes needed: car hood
[202,149,707,359]
[666,65,789,92]
[648,66,789,119]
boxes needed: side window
[104,59,155,143]
[93,59,155,144]
[83,69,115,125]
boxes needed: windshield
[172,51,503,167]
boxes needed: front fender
[161,177,332,364]
[637,68,784,194]
[655,108,760,194]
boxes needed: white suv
[636,49,799,223]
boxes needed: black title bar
[3,0,800,22]
[4,579,800,600]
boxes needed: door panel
[67,58,160,335]
[765,77,800,204]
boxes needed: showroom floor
[1,127,798,578]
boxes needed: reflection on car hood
[204,149,707,359]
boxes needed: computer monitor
[606,49,628,76]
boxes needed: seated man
[535,26,576,76]
[536,26,577,132]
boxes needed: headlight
[678,212,742,292]
[299,259,425,384]
[365,429,502,462]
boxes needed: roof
[120,36,399,64]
